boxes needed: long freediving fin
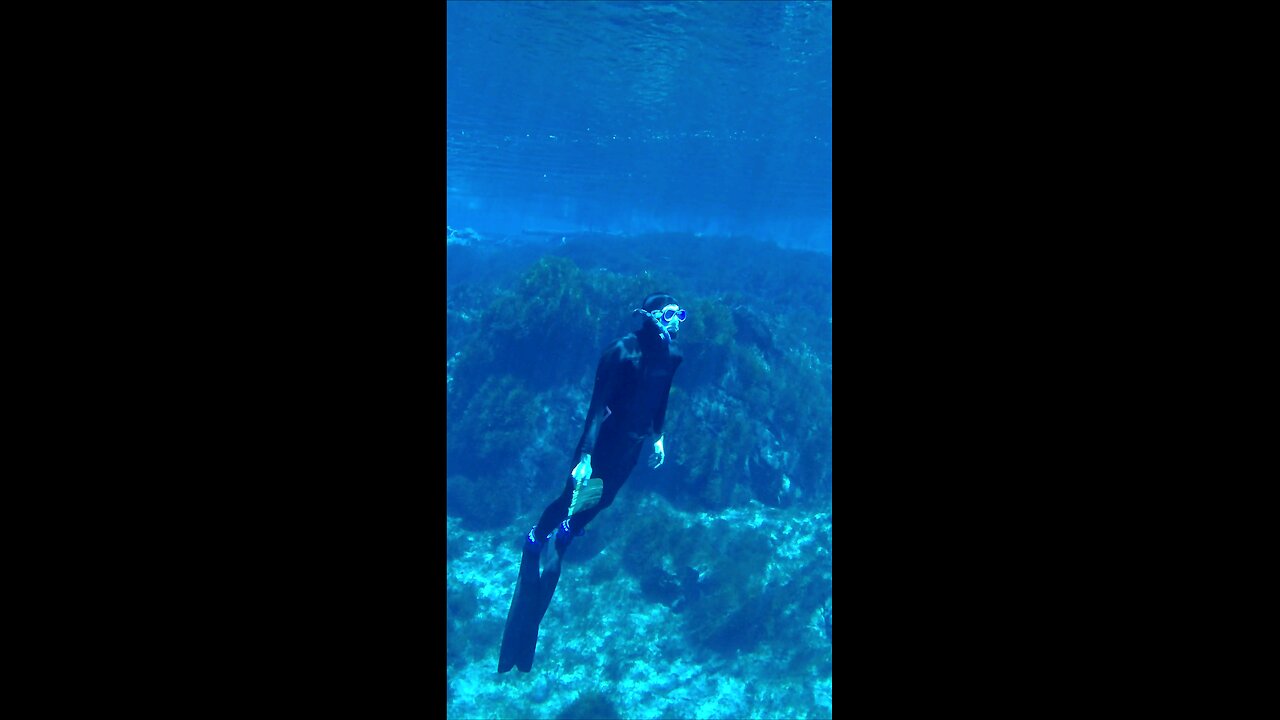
[497,536,544,673]
[511,552,561,672]
[500,521,576,673]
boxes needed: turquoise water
[447,0,832,253]
[448,3,832,718]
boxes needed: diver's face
[651,304,686,340]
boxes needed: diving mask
[650,303,685,339]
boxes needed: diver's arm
[572,454,593,482]
[648,434,665,468]
[648,388,669,469]
[648,352,680,468]
[651,351,680,437]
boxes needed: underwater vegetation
[446,494,832,719]
[449,255,683,410]
[446,232,832,719]
[613,495,831,659]
[447,233,831,516]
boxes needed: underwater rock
[670,565,704,614]
[639,568,682,607]
[447,583,478,620]
[556,691,622,720]
[703,588,771,653]
[446,584,478,668]
[446,474,516,530]
[530,676,551,703]
[613,499,834,662]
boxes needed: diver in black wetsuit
[498,293,686,673]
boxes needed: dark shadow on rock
[556,692,623,720]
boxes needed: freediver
[497,293,686,673]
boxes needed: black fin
[513,545,565,672]
[497,543,543,673]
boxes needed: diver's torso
[604,335,676,438]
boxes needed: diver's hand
[649,435,665,468]
[572,454,592,482]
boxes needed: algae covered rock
[556,692,622,720]
[446,474,517,530]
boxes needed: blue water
[447,3,832,718]
[447,0,832,253]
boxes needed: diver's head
[634,293,686,343]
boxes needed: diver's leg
[498,479,575,673]
[505,438,638,673]
[564,439,643,530]
[511,459,627,670]
[515,520,575,671]
[533,475,575,539]
[513,521,582,671]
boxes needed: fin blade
[568,477,604,516]
[497,546,542,673]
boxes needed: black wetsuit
[498,320,681,673]
[533,329,682,537]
